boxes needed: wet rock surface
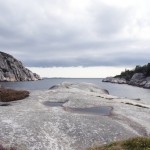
[63,106,112,116]
[0,82,150,150]
[0,51,41,81]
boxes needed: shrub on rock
[0,88,29,102]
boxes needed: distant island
[103,63,150,88]
[0,51,41,82]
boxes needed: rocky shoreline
[0,52,41,81]
[102,73,150,89]
[0,82,150,150]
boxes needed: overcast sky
[0,0,150,77]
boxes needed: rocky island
[0,82,149,150]
[103,63,150,88]
[0,52,41,81]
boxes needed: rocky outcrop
[0,51,41,81]
[103,73,150,89]
[102,77,127,84]
[128,73,145,86]
[128,73,150,88]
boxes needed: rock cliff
[0,51,41,81]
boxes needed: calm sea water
[1,78,150,103]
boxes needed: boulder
[0,51,41,81]
[143,77,150,88]
[128,73,145,86]
[128,73,150,88]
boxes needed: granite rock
[0,52,41,81]
[0,82,150,150]
[128,73,145,86]
[128,73,150,88]
[102,77,127,84]
[103,73,150,89]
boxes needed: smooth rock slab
[0,82,150,150]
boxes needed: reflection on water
[43,101,65,107]
[43,101,112,116]
[64,106,112,116]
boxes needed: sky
[0,0,150,77]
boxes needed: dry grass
[0,88,29,102]
[88,137,150,150]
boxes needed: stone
[144,77,150,88]
[128,73,145,86]
[128,73,150,88]
[0,82,150,150]
[0,51,41,81]
[102,77,127,84]
[103,73,150,89]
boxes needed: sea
[0,78,150,103]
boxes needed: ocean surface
[1,78,150,103]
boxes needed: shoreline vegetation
[103,63,150,89]
[88,137,150,150]
[0,137,150,150]
[0,88,29,102]
[115,63,150,81]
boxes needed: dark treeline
[115,63,150,81]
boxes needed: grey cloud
[20,50,150,67]
[0,0,150,68]
[92,6,128,36]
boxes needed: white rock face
[102,77,127,84]
[0,52,41,81]
[144,81,150,88]
[128,73,145,86]
[0,82,150,150]
[128,73,150,88]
